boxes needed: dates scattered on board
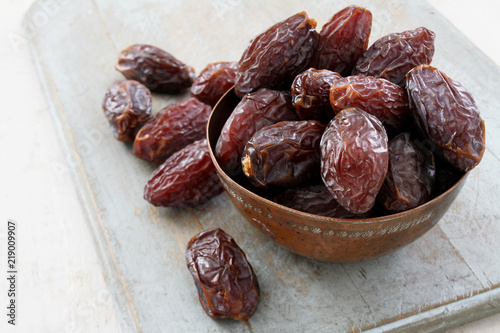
[320,108,389,214]
[311,5,372,76]
[191,62,238,107]
[242,120,325,188]
[329,75,411,133]
[116,44,195,93]
[291,68,341,122]
[354,27,435,87]
[104,8,480,216]
[235,11,319,97]
[186,228,260,320]
[133,97,212,163]
[406,65,485,172]
[97,8,488,316]
[102,80,152,142]
[215,88,297,175]
[377,133,436,213]
[144,139,223,207]
[100,9,485,219]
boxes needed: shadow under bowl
[207,88,468,262]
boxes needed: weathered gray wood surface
[26,0,500,332]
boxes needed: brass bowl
[207,88,468,262]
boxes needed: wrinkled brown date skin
[102,80,152,142]
[311,5,372,76]
[215,89,297,175]
[291,68,342,122]
[354,27,435,87]
[378,133,436,213]
[406,65,485,172]
[273,184,369,218]
[115,44,195,93]
[185,228,260,321]
[190,62,238,107]
[242,120,325,188]
[234,11,319,97]
[329,75,410,133]
[321,108,389,214]
[144,139,223,206]
[134,97,212,163]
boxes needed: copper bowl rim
[207,87,468,227]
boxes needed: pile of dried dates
[101,5,485,321]
[216,7,485,217]
[103,46,235,207]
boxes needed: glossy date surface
[291,68,341,122]
[320,108,388,214]
[215,89,297,175]
[102,80,152,142]
[235,11,319,97]
[311,5,372,76]
[144,139,223,207]
[354,27,435,87]
[242,120,325,188]
[186,228,260,321]
[134,97,212,163]
[377,133,436,213]
[115,44,195,93]
[406,65,485,171]
[191,62,238,107]
[329,75,410,133]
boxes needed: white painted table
[1,0,499,332]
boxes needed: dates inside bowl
[207,88,469,262]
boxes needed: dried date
[144,139,223,206]
[406,65,485,172]
[190,62,238,107]
[273,184,369,218]
[329,75,410,133]
[377,133,436,213]
[320,107,388,214]
[102,80,152,142]
[242,120,325,188]
[353,27,435,87]
[291,68,341,122]
[215,89,297,175]
[115,44,195,93]
[134,97,212,163]
[234,11,319,97]
[311,5,372,76]
[185,228,260,320]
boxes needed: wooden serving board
[27,0,500,332]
